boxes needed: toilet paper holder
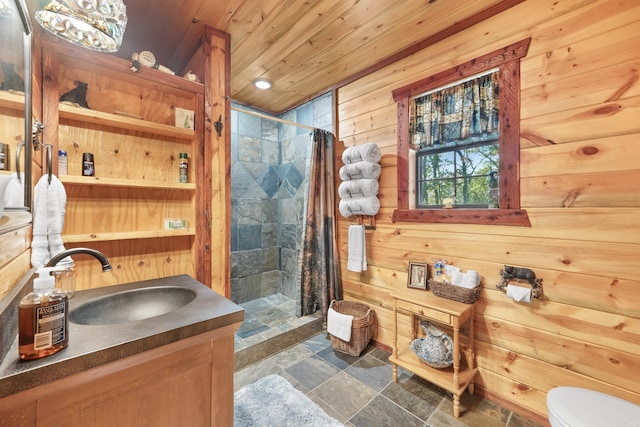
[496,265,543,299]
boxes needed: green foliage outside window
[417,143,499,208]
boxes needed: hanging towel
[31,176,50,268]
[3,172,24,208]
[327,306,353,342]
[338,179,379,199]
[31,175,72,268]
[46,176,72,265]
[339,197,380,218]
[341,142,381,164]
[339,161,381,181]
[347,224,367,272]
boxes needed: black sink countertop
[0,274,244,399]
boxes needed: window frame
[391,38,532,226]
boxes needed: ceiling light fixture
[35,0,127,52]
[253,78,272,90]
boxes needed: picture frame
[407,262,429,290]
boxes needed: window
[392,38,532,226]
[412,70,499,208]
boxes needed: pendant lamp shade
[35,0,127,52]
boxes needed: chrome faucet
[46,247,113,272]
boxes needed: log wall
[336,0,640,422]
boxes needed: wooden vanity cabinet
[0,325,239,427]
[389,290,477,418]
[40,38,208,290]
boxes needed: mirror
[0,0,32,216]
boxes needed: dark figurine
[496,264,543,298]
[60,80,90,109]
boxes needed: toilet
[547,387,640,427]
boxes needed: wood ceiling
[36,0,522,114]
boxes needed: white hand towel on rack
[31,175,51,268]
[47,175,71,264]
[339,161,381,181]
[341,142,381,164]
[327,306,353,342]
[338,179,379,199]
[347,224,367,272]
[30,175,71,268]
[3,172,25,208]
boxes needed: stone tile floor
[234,294,544,427]
[234,293,319,352]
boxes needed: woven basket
[329,300,375,357]
[429,279,481,304]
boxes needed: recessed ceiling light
[253,78,273,90]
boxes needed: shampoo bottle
[18,268,69,360]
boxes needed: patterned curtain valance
[410,71,499,153]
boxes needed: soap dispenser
[18,268,69,360]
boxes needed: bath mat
[234,374,343,426]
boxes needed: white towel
[342,143,381,164]
[339,197,380,218]
[327,306,353,342]
[338,179,379,199]
[339,161,381,181]
[31,176,50,268]
[47,176,72,264]
[3,172,25,208]
[347,224,367,272]
[31,175,72,268]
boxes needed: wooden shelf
[58,103,196,140]
[60,175,196,190]
[389,348,477,395]
[63,229,196,243]
[390,291,477,418]
[0,90,25,110]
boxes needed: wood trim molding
[392,209,531,227]
[392,38,531,101]
[392,38,532,227]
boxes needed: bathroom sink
[69,286,197,325]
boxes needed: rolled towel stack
[338,179,379,199]
[339,197,380,217]
[338,161,381,181]
[342,142,381,164]
[338,143,381,218]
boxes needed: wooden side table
[389,290,477,417]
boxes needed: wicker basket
[329,300,375,357]
[429,279,481,304]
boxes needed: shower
[230,93,333,321]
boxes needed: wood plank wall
[336,0,640,421]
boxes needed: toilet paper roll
[506,284,532,303]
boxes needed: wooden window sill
[392,208,531,227]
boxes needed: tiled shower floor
[234,293,323,370]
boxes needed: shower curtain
[299,129,342,324]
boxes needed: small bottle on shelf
[58,150,68,175]
[82,152,94,176]
[179,152,188,183]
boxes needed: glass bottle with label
[179,152,188,183]
[18,268,69,360]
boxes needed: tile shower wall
[230,93,333,307]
